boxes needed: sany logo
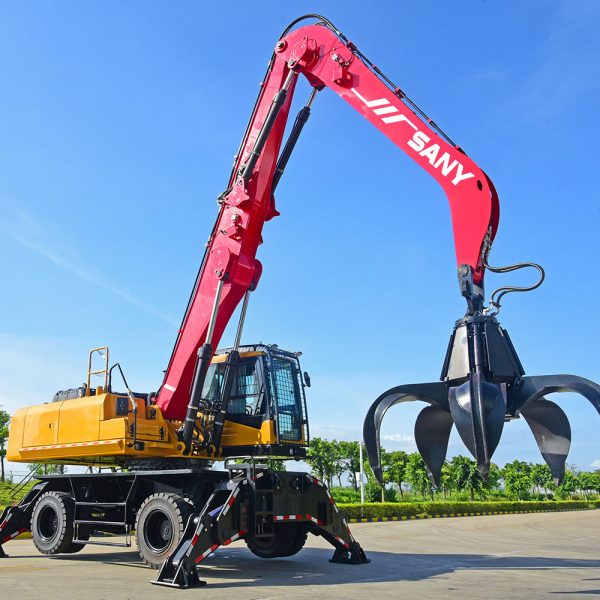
[351,88,474,186]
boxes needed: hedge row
[337,500,598,520]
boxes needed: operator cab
[200,344,309,457]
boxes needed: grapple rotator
[364,263,600,487]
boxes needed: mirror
[303,371,311,388]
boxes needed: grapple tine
[448,375,506,477]
[509,375,600,416]
[414,405,453,487]
[520,397,571,485]
[362,382,449,484]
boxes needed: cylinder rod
[181,278,225,453]
[233,289,252,351]
[241,69,297,182]
[206,279,225,347]
[273,88,318,192]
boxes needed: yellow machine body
[7,346,307,466]
[7,393,278,465]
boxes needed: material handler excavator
[2,14,599,589]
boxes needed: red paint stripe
[191,534,198,546]
[296,514,302,520]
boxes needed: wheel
[245,523,307,558]
[135,493,194,569]
[279,524,308,557]
[63,525,91,553]
[31,491,76,555]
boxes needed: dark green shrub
[337,500,596,520]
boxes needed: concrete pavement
[1,510,599,599]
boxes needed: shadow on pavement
[12,547,600,588]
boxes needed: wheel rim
[144,509,174,554]
[37,505,59,542]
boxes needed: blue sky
[1,1,599,476]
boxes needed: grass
[0,480,36,510]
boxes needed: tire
[135,493,194,569]
[245,523,306,558]
[31,491,76,555]
[63,525,91,553]
[279,524,308,557]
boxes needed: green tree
[406,452,433,499]
[446,455,486,500]
[28,463,67,475]
[440,461,453,498]
[0,406,10,483]
[338,441,361,490]
[502,460,532,500]
[558,466,580,499]
[485,462,502,496]
[306,437,339,488]
[269,458,287,471]
[386,450,409,498]
[530,463,553,496]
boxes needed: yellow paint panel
[6,407,26,462]
[220,418,276,446]
[99,418,127,440]
[57,397,102,444]
[22,403,60,447]
[210,351,264,364]
[19,439,125,460]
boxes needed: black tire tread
[245,523,306,559]
[135,492,193,569]
[31,491,76,555]
[279,524,308,557]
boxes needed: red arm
[157,18,500,420]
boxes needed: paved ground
[1,511,599,599]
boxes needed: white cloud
[591,459,600,470]
[382,433,414,443]
[0,208,177,327]
[310,424,361,442]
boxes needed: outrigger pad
[152,557,207,589]
[330,541,370,565]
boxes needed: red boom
[157,20,500,420]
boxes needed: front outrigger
[153,465,367,588]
